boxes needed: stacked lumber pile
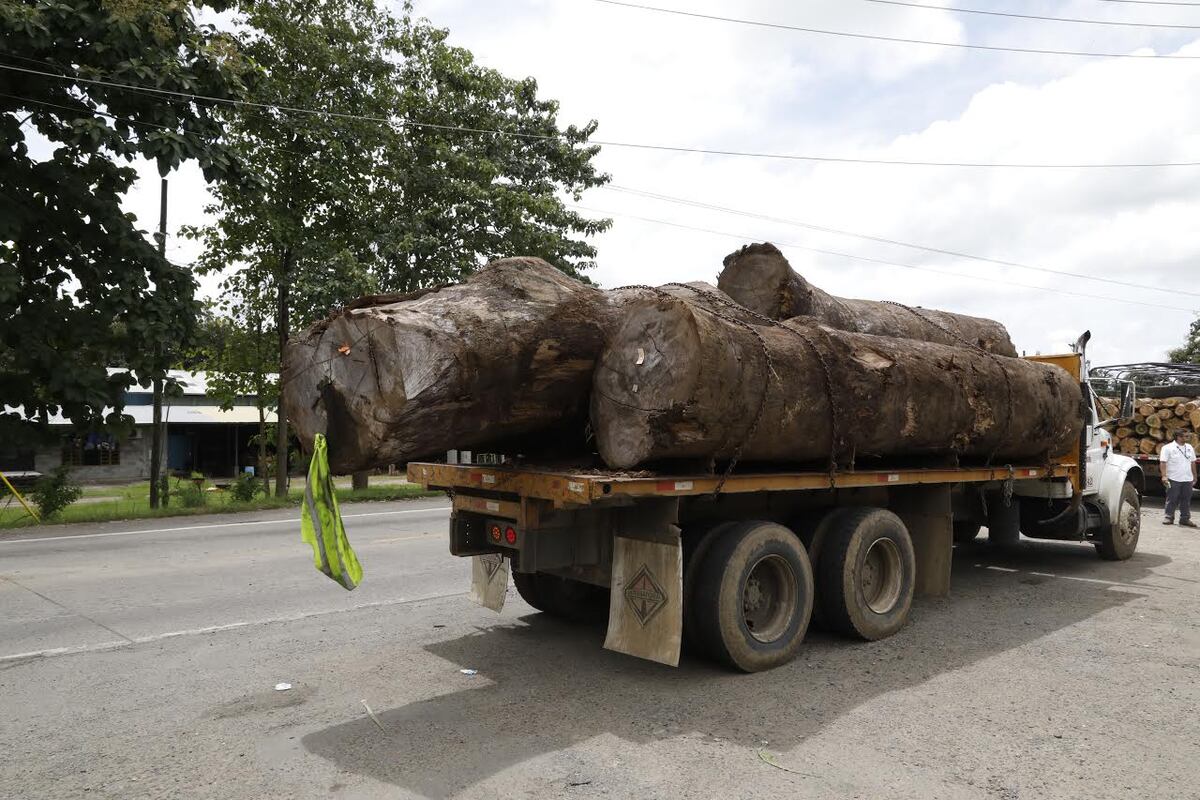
[283,245,1083,474]
[1102,395,1200,456]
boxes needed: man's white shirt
[1160,441,1197,483]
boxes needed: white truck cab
[1000,331,1143,559]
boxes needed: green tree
[0,0,253,448]
[192,0,609,492]
[370,5,611,290]
[1168,318,1200,364]
[198,280,278,493]
[190,0,396,495]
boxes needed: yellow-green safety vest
[301,434,363,590]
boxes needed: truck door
[1083,385,1107,496]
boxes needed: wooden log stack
[283,245,1088,474]
[1102,395,1200,456]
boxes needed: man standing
[1160,429,1197,527]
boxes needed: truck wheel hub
[742,555,796,643]
[862,538,903,615]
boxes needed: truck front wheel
[818,508,915,641]
[1096,481,1140,561]
[691,521,814,672]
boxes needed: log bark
[591,295,1081,470]
[283,257,612,473]
[717,243,1018,356]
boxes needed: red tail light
[490,524,502,542]
[505,527,517,544]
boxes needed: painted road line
[0,506,452,545]
[372,532,442,544]
[976,563,1174,592]
[0,589,468,663]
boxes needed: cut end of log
[592,297,703,469]
[717,241,1018,357]
[717,242,805,319]
[284,256,609,472]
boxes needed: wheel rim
[1118,499,1140,546]
[861,538,903,615]
[742,554,797,643]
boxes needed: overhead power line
[12,81,1191,304]
[570,205,1197,313]
[590,0,1200,58]
[603,185,1200,298]
[4,61,1200,169]
[862,0,1200,28]
[0,91,315,160]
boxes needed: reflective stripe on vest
[300,434,363,590]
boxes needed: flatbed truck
[408,345,1144,672]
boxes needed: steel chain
[662,284,847,485]
[613,284,776,496]
[882,301,1016,467]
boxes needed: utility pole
[149,178,168,509]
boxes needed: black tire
[952,520,982,544]
[511,570,547,611]
[691,521,814,672]
[513,572,608,621]
[818,508,916,641]
[1097,481,1140,561]
[986,494,1021,546]
[798,508,857,629]
[682,521,737,650]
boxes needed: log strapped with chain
[589,290,1081,471]
[717,242,1018,356]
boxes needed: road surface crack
[1,574,134,644]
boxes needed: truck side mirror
[1119,380,1135,421]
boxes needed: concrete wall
[35,429,152,484]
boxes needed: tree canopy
[372,7,611,289]
[1169,318,1200,364]
[0,0,253,446]
[190,0,610,491]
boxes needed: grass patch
[0,481,440,530]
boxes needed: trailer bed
[408,461,1077,507]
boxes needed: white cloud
[107,0,1200,366]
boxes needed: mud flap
[603,536,683,667]
[470,553,508,612]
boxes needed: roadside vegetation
[0,478,438,530]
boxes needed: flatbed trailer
[407,349,1144,672]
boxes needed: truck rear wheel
[798,508,858,629]
[512,572,608,622]
[512,570,548,612]
[682,521,737,650]
[691,521,814,672]
[1096,481,1140,561]
[818,508,915,641]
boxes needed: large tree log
[283,257,613,473]
[717,243,1018,356]
[591,294,1081,469]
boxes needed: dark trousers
[1165,480,1194,522]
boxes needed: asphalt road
[1,498,1197,799]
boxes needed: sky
[118,0,1200,366]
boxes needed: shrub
[176,475,207,508]
[229,471,262,503]
[31,466,82,519]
